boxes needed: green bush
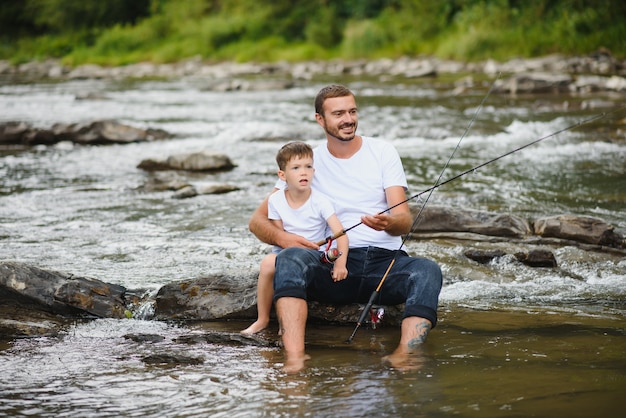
[1,0,625,65]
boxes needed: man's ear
[315,112,324,127]
[277,170,286,181]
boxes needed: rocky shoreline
[2,52,626,95]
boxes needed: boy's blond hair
[276,141,313,171]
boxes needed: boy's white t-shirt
[268,189,336,253]
[275,137,408,251]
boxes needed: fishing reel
[320,247,341,263]
[320,237,342,263]
[369,306,385,329]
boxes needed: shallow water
[1,72,625,416]
[0,309,623,417]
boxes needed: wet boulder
[141,353,204,366]
[533,215,624,247]
[493,72,573,94]
[463,249,507,264]
[52,120,170,144]
[0,261,128,319]
[153,271,404,326]
[0,120,170,146]
[137,151,236,172]
[412,205,532,237]
[514,249,558,268]
[175,331,278,347]
[464,248,557,267]
[139,172,192,192]
[154,270,258,320]
[137,172,240,198]
[171,183,240,199]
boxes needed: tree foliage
[1,0,624,64]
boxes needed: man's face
[316,95,358,142]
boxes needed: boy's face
[278,155,314,192]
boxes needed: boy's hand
[331,264,348,282]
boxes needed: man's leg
[382,317,432,370]
[365,250,442,366]
[276,296,310,373]
[398,316,432,351]
[276,296,307,353]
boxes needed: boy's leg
[241,253,276,334]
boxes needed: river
[1,70,625,417]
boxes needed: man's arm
[360,185,412,236]
[248,190,319,249]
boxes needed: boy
[242,141,348,334]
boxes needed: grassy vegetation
[1,0,625,66]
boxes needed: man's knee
[403,257,442,286]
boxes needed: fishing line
[345,74,500,343]
[319,104,626,247]
[343,103,625,343]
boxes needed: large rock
[153,271,404,325]
[412,205,532,237]
[154,270,258,320]
[137,151,236,172]
[0,120,170,146]
[0,261,128,318]
[533,215,624,247]
[494,72,573,94]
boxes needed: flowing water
[1,71,625,417]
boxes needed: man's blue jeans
[273,246,442,327]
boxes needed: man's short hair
[314,84,354,116]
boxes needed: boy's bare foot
[240,319,269,335]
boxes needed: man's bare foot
[240,319,269,335]
[382,349,425,372]
[282,352,310,374]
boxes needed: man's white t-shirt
[268,189,336,253]
[275,137,408,251]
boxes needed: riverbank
[2,52,626,84]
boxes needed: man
[249,84,442,371]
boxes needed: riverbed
[1,68,625,416]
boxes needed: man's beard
[325,122,357,142]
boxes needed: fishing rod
[345,74,501,344]
[344,103,626,344]
[317,105,625,249]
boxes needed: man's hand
[278,234,320,250]
[361,213,390,231]
[359,185,413,236]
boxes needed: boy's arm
[249,190,319,249]
[327,214,349,281]
[329,216,349,259]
